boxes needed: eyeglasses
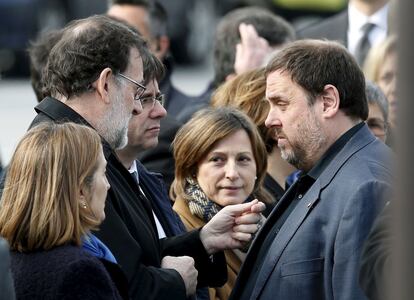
[117,73,146,101]
[139,94,165,110]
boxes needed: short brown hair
[211,68,276,153]
[170,107,271,204]
[0,122,102,252]
[265,39,368,120]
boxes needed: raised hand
[200,199,266,254]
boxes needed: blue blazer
[230,125,393,300]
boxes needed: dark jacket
[30,97,227,300]
[0,238,15,300]
[230,125,392,300]
[10,244,122,300]
[296,9,348,46]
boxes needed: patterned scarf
[185,177,223,223]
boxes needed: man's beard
[278,112,327,171]
[98,91,131,150]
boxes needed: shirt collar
[128,160,139,183]
[348,2,389,33]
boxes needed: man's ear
[156,35,170,59]
[320,84,340,119]
[94,67,114,104]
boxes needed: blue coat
[230,125,393,300]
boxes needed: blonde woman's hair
[211,68,276,154]
[363,35,397,83]
[0,122,102,252]
[170,107,271,205]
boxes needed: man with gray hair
[365,80,389,142]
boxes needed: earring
[81,202,87,209]
[255,176,258,180]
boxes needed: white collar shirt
[347,2,389,55]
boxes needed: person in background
[0,122,127,300]
[178,6,295,123]
[364,35,397,131]
[365,80,389,143]
[211,68,296,214]
[171,107,270,300]
[297,0,390,66]
[28,29,63,103]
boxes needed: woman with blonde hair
[171,107,269,300]
[211,68,296,214]
[0,122,127,300]
[364,35,397,130]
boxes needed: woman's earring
[81,202,87,209]
[255,176,258,180]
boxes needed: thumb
[225,199,259,216]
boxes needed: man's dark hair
[28,29,63,102]
[213,6,295,87]
[143,51,165,84]
[109,0,149,7]
[265,39,368,120]
[43,14,149,99]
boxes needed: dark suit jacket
[29,97,227,300]
[0,238,15,300]
[136,159,186,237]
[297,9,348,47]
[230,125,393,300]
[359,201,392,300]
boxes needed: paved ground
[0,62,213,165]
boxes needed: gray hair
[365,80,389,123]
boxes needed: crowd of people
[0,0,396,299]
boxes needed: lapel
[250,125,375,299]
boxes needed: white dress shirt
[129,161,167,239]
[347,2,389,55]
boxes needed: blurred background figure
[171,107,270,300]
[28,29,63,102]
[0,122,127,300]
[297,0,390,66]
[108,0,194,119]
[365,80,389,143]
[211,68,296,211]
[364,35,397,132]
[177,6,295,123]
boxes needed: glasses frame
[139,93,165,110]
[117,73,146,101]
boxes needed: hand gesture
[234,23,272,75]
[200,199,265,254]
[161,256,198,297]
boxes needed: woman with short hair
[171,107,269,300]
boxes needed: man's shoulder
[297,10,348,41]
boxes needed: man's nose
[265,108,282,128]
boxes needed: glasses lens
[156,94,165,107]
